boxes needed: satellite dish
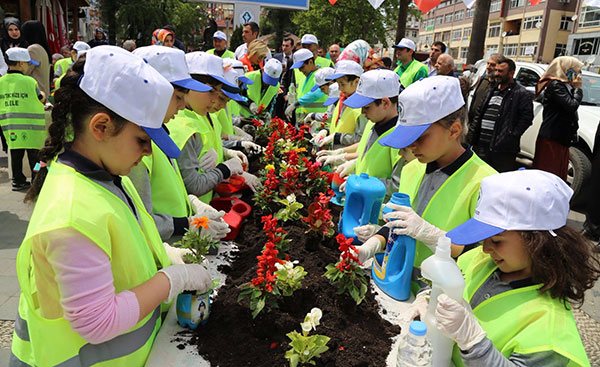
[502,31,507,37]
[535,21,542,28]
[587,55,596,64]
[572,15,578,21]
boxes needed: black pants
[585,124,600,235]
[477,148,517,172]
[10,148,39,184]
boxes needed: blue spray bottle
[372,193,416,301]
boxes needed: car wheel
[568,147,592,197]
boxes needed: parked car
[469,60,600,198]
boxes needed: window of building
[580,6,600,28]
[509,0,524,8]
[515,68,540,88]
[445,13,453,23]
[522,15,543,30]
[504,43,518,56]
[449,48,459,58]
[486,45,499,55]
[455,10,464,21]
[467,8,475,17]
[442,31,451,42]
[488,22,501,37]
[425,34,434,45]
[434,32,442,42]
[460,47,468,60]
[463,27,472,40]
[559,16,573,31]
[490,0,501,12]
[554,43,567,58]
[519,42,538,56]
[452,29,462,41]
[573,38,599,55]
[436,16,444,24]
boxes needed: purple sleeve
[46,231,141,344]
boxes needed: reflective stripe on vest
[398,153,497,268]
[14,162,170,366]
[141,141,192,218]
[0,113,46,120]
[329,102,360,136]
[395,59,427,88]
[245,70,279,109]
[355,121,402,178]
[451,248,590,367]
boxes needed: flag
[529,0,542,5]
[463,0,476,9]
[584,0,600,5]
[415,0,441,13]
[329,0,338,4]
[368,0,386,8]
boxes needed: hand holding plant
[176,216,221,265]
[285,308,330,367]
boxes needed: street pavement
[0,149,599,366]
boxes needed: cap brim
[28,59,40,66]
[323,96,339,106]
[214,36,227,40]
[211,74,237,89]
[379,123,431,149]
[223,89,246,102]
[344,93,375,108]
[301,41,316,45]
[262,72,279,86]
[171,78,212,92]
[446,218,505,245]
[239,76,254,85]
[310,84,321,92]
[143,126,181,159]
[291,60,305,69]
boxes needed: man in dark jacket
[468,57,533,172]
[87,28,108,48]
[468,53,501,125]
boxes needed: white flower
[286,194,296,203]
[301,321,312,333]
[288,268,298,277]
[304,307,322,331]
[274,262,285,271]
[284,261,294,270]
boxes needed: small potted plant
[175,216,221,329]
[284,307,330,367]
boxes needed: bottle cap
[409,320,427,336]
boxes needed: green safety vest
[295,70,328,116]
[0,73,46,149]
[293,56,333,94]
[245,70,279,109]
[206,48,235,59]
[217,100,238,136]
[54,73,65,90]
[12,161,171,367]
[141,141,193,218]
[328,100,361,136]
[394,58,428,88]
[398,153,497,268]
[355,121,402,178]
[169,109,224,203]
[452,247,590,367]
[54,57,73,78]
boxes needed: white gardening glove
[316,148,344,158]
[335,158,357,177]
[241,171,262,193]
[240,141,263,155]
[222,157,244,176]
[249,102,259,115]
[353,224,382,243]
[199,148,218,171]
[189,213,230,240]
[399,289,430,327]
[310,129,328,144]
[233,126,253,141]
[383,203,446,250]
[435,294,487,351]
[188,194,219,217]
[317,153,346,166]
[355,236,385,264]
[339,181,346,192]
[285,103,296,120]
[163,242,192,265]
[158,264,212,302]
[317,133,335,147]
[224,148,248,167]
[304,113,317,124]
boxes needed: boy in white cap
[0,47,45,191]
[207,31,235,59]
[318,69,406,198]
[53,41,90,83]
[392,38,428,90]
[245,58,283,115]
[312,60,369,148]
[355,76,497,292]
[219,58,256,140]
[303,66,336,129]
[128,45,229,241]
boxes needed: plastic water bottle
[421,236,465,367]
[397,321,432,367]
[289,82,296,105]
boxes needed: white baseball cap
[213,31,227,41]
[311,67,335,92]
[301,34,318,45]
[447,170,573,245]
[5,47,39,66]
[78,46,179,158]
[379,76,464,149]
[73,41,91,58]
[221,66,246,102]
[393,38,416,51]
[262,58,282,87]
[344,69,400,108]
[185,51,236,89]
[323,82,340,107]
[133,45,211,92]
[223,58,254,87]
[291,49,314,69]
[327,60,363,81]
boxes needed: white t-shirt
[234,42,272,61]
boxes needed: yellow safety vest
[13,161,170,366]
[293,56,333,94]
[328,101,361,136]
[245,70,279,109]
[0,73,46,149]
[141,141,193,218]
[294,67,329,116]
[452,247,590,367]
[169,109,224,203]
[394,58,428,88]
[398,153,497,268]
[54,57,73,78]
[355,121,402,178]
[206,49,235,59]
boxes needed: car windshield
[581,74,600,106]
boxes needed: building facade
[567,3,600,70]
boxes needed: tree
[230,25,243,52]
[261,8,298,51]
[467,0,492,64]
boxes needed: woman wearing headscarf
[21,20,51,97]
[87,27,108,48]
[151,28,174,47]
[1,17,28,53]
[533,56,584,181]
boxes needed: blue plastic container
[176,290,212,329]
[372,192,416,301]
[339,173,386,243]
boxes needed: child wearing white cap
[415,170,598,366]
[1,47,45,191]
[311,60,369,149]
[245,58,283,116]
[12,46,213,365]
[354,76,497,290]
[303,67,336,130]
[53,41,90,89]
[219,58,256,140]
[207,31,235,59]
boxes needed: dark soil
[179,155,401,366]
